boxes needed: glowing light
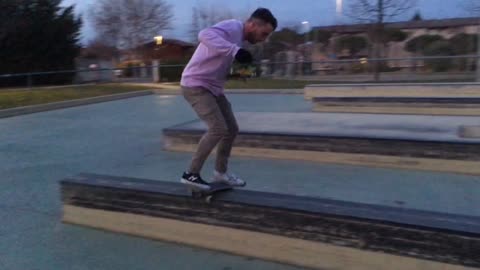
[154,36,163,45]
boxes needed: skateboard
[186,182,233,203]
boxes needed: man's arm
[198,24,240,57]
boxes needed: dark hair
[250,8,277,30]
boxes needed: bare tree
[83,37,120,61]
[465,0,480,13]
[189,3,239,43]
[348,0,416,23]
[90,0,173,58]
[347,0,416,80]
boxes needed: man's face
[245,20,274,44]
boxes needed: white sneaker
[213,170,246,187]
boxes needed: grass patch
[0,84,154,110]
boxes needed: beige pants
[182,86,239,174]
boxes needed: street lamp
[336,0,343,16]
[154,35,163,45]
[336,0,343,23]
[302,21,310,44]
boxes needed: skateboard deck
[187,182,233,203]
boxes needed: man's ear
[246,20,257,29]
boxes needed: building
[309,17,480,73]
[141,38,195,63]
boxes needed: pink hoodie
[180,19,244,96]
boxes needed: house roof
[313,17,480,34]
[143,38,195,48]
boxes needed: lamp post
[302,21,310,44]
[153,36,163,83]
[154,35,163,45]
[336,0,343,23]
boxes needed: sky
[60,0,475,45]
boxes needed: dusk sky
[61,0,475,44]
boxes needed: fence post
[153,60,160,83]
[27,73,32,89]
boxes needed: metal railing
[1,55,479,89]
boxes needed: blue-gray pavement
[167,112,480,143]
[1,93,479,269]
[0,94,312,270]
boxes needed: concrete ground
[1,93,479,269]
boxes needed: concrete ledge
[312,97,480,115]
[459,126,480,138]
[0,90,153,119]
[304,83,480,100]
[163,112,480,175]
[60,173,480,270]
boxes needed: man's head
[244,8,277,44]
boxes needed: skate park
[3,1,480,269]
[3,82,480,269]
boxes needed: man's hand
[235,49,253,64]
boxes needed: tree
[268,28,303,46]
[404,35,459,72]
[260,28,301,61]
[336,36,369,57]
[405,35,444,54]
[0,0,82,85]
[449,33,478,55]
[82,37,120,60]
[411,11,423,21]
[348,0,417,23]
[449,33,478,71]
[90,0,173,57]
[423,40,454,72]
[381,28,408,43]
[189,4,236,42]
[465,0,480,13]
[347,0,417,80]
[302,30,332,45]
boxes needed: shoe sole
[212,179,246,187]
[180,178,211,191]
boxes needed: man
[180,8,277,190]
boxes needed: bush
[405,35,445,54]
[423,40,454,72]
[350,63,368,74]
[158,61,186,82]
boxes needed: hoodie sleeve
[198,20,241,57]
